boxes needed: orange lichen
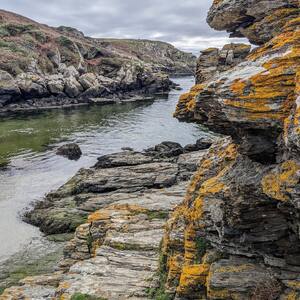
[230,79,248,95]
[88,210,110,222]
[287,281,300,290]
[262,160,300,201]
[174,84,206,119]
[215,264,254,274]
[284,291,299,300]
[177,263,210,294]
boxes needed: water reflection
[0,77,211,261]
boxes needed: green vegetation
[0,39,25,53]
[27,30,47,43]
[57,35,74,48]
[145,211,169,220]
[147,241,172,300]
[46,233,74,242]
[70,293,107,300]
[195,237,209,263]
[0,248,64,294]
[86,232,94,253]
[0,26,9,37]
[0,24,35,36]
[111,242,144,251]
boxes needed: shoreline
[0,76,207,295]
[1,138,215,298]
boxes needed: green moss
[146,211,169,220]
[86,232,93,253]
[0,40,25,53]
[0,26,10,37]
[195,237,209,264]
[27,30,47,43]
[0,287,5,295]
[70,293,107,300]
[0,24,35,36]
[57,36,74,48]
[46,233,74,242]
[0,245,64,291]
[148,241,173,300]
[110,242,144,251]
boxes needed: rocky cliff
[0,10,196,113]
[167,0,300,299]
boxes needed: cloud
[0,0,247,54]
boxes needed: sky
[0,0,247,55]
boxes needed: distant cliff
[0,10,196,113]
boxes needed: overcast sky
[0,0,247,54]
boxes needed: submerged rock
[56,143,82,160]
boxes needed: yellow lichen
[174,84,206,118]
[215,264,254,274]
[262,160,300,201]
[287,281,300,290]
[177,263,210,294]
[284,291,299,300]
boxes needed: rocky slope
[167,0,300,299]
[0,139,214,299]
[0,10,196,113]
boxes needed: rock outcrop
[207,0,299,45]
[195,43,251,84]
[166,0,300,299]
[0,10,196,113]
[1,139,214,299]
[2,1,300,299]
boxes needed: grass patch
[57,36,74,48]
[2,24,35,36]
[110,242,144,251]
[70,293,107,300]
[147,241,172,300]
[0,40,25,53]
[46,233,74,243]
[0,26,10,37]
[194,237,209,264]
[146,211,169,220]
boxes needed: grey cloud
[0,0,245,54]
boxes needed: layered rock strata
[166,0,300,299]
[0,139,214,299]
[195,43,251,84]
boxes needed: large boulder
[207,0,299,45]
[64,77,83,98]
[46,74,65,95]
[78,73,98,90]
[17,74,49,99]
[0,70,21,105]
